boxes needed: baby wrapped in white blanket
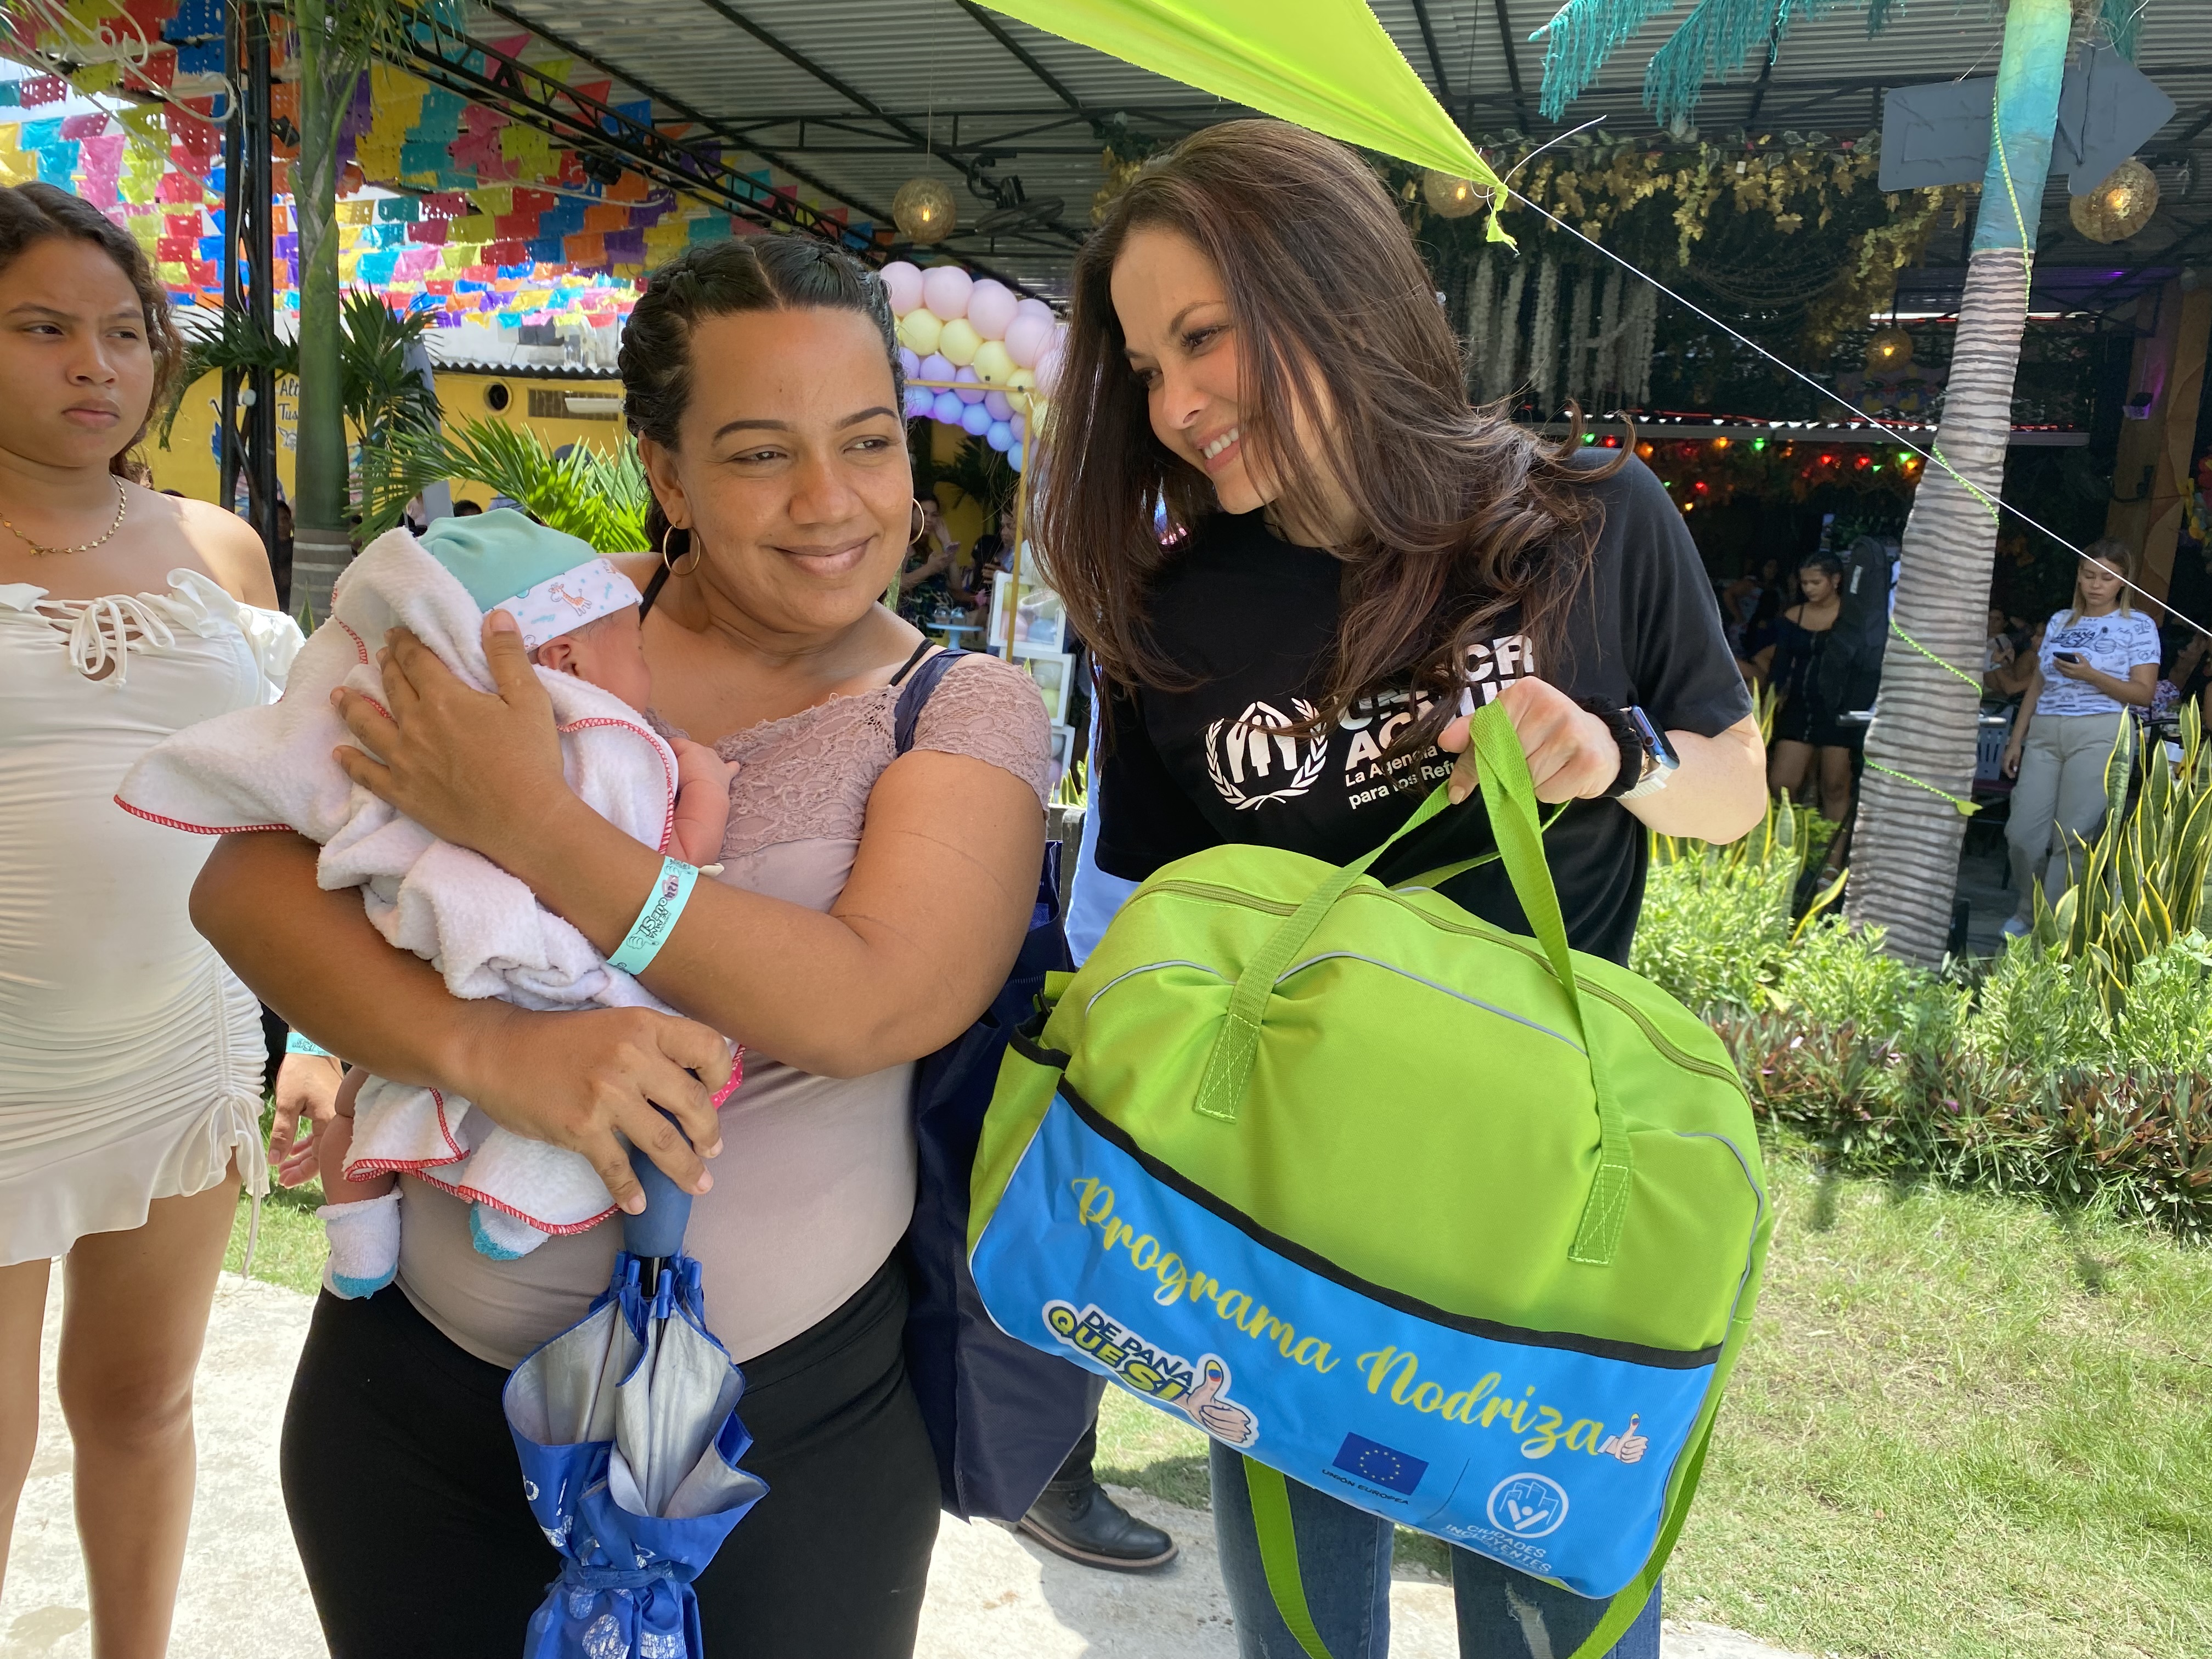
[119,511,736,1292]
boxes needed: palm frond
[340,287,441,442]
[361,415,650,553]
[160,311,296,448]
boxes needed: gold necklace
[2,477,128,557]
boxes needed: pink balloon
[1014,296,1054,328]
[1003,312,1052,370]
[879,260,923,317]
[919,265,973,321]
[1034,340,1064,396]
[965,278,1018,341]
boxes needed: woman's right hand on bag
[445,1001,734,1215]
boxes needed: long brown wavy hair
[1037,120,1622,753]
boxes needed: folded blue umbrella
[504,1142,765,1658]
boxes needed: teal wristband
[284,1031,332,1059]
[609,857,699,977]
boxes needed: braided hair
[620,238,904,555]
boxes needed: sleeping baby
[120,510,738,1295]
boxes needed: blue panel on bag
[970,1094,1720,1599]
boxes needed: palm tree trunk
[1846,0,2073,963]
[290,0,353,619]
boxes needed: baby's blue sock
[470,1202,550,1261]
[318,1193,399,1299]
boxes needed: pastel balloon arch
[883,261,1066,474]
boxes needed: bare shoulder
[160,490,277,608]
[611,552,659,592]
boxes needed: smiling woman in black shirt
[1034,120,1764,1659]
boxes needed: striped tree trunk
[1847,0,2073,961]
[1846,247,2029,959]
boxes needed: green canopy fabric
[985,0,1506,224]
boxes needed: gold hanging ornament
[893,177,957,245]
[2069,159,2159,244]
[1865,326,1914,370]
[1421,171,1482,218]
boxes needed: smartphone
[2053,651,2084,664]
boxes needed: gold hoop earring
[909,500,926,546]
[661,522,702,578]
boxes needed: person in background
[2000,540,2159,936]
[0,180,300,1657]
[2144,625,2209,727]
[454,498,485,516]
[896,495,960,627]
[1764,554,1853,821]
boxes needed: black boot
[1019,1476,1179,1572]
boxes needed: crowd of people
[0,105,2186,1659]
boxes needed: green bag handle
[1190,699,1632,1266]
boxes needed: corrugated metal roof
[447,0,2212,288]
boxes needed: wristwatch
[1581,698,1680,802]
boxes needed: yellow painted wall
[148,369,632,506]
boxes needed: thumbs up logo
[1181,1356,1259,1448]
[1598,1414,1648,1465]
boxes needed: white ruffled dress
[0,569,301,1265]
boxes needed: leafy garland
[1396,129,1969,357]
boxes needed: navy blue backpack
[891,648,1105,1521]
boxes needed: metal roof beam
[461,1,900,227]
[399,14,891,238]
[680,0,932,147]
[1492,0,1529,131]
[1408,0,1452,109]
[956,2,1085,114]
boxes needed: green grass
[1093,1139,2212,1656]
[224,1176,329,1297]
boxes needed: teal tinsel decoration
[1643,0,1869,127]
[1535,0,1690,121]
[2097,0,2138,60]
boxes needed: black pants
[283,1256,940,1659]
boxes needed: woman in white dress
[0,183,300,1654]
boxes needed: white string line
[1500,181,2212,641]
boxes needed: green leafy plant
[160,287,439,458]
[1638,714,2212,1239]
[359,417,651,554]
[2114,931,2212,1074]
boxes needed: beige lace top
[398,651,1054,1367]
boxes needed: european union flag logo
[1332,1432,1427,1496]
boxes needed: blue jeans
[1210,1443,1661,1659]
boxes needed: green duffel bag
[968,699,1770,1658]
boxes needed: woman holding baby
[193,236,1053,1656]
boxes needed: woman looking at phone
[2000,540,2158,936]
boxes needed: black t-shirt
[1094,454,1751,966]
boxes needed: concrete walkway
[3,1276,1810,1659]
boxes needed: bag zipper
[1139,878,1747,1097]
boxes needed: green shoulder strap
[1190,700,1633,1264]
[1245,1456,1336,1659]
